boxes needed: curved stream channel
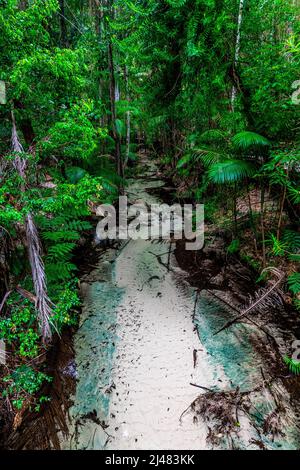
[61,156,300,450]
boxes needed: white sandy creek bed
[61,156,300,450]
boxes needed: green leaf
[115,119,124,137]
[284,356,300,375]
[232,132,270,151]
[208,160,255,184]
[176,153,193,169]
[287,273,300,295]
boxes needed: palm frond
[198,129,226,144]
[208,160,255,184]
[192,148,225,168]
[232,131,270,151]
[176,153,194,169]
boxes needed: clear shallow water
[195,291,300,449]
[62,157,300,450]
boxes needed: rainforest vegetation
[0,0,300,449]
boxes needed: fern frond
[42,231,80,242]
[287,273,300,295]
[267,233,287,256]
[47,243,75,261]
[46,262,77,281]
[288,186,300,204]
[165,0,187,7]
[284,356,300,375]
[282,230,300,253]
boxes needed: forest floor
[4,153,300,450]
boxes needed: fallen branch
[15,286,37,304]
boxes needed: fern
[65,166,87,184]
[288,186,300,204]
[267,233,287,256]
[46,262,77,281]
[65,220,91,231]
[284,356,300,375]
[287,273,300,295]
[227,239,240,254]
[282,229,300,254]
[47,243,75,262]
[42,230,80,242]
[166,0,187,8]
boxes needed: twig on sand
[192,289,200,321]
[190,383,215,392]
[148,250,175,272]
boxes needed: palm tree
[178,130,271,257]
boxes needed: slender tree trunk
[18,1,28,10]
[247,182,258,255]
[231,0,244,110]
[124,64,131,168]
[93,0,106,155]
[233,183,238,235]
[277,184,287,240]
[108,41,123,183]
[13,99,35,149]
[59,0,68,47]
[260,185,266,268]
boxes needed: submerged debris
[183,377,293,449]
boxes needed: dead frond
[10,111,54,342]
[215,267,285,335]
[25,213,54,342]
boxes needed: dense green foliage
[0,0,299,418]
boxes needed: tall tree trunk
[247,182,258,255]
[260,185,266,268]
[59,0,68,47]
[93,0,106,152]
[124,63,131,168]
[277,183,287,240]
[18,1,28,10]
[13,99,35,148]
[108,41,123,184]
[231,0,244,110]
[233,183,238,235]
